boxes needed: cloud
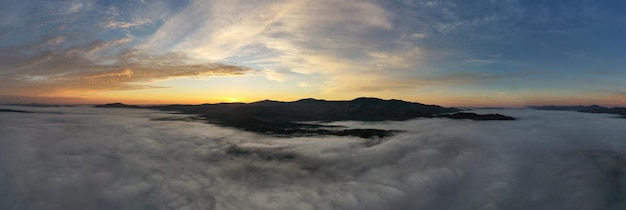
[0,0,542,99]
[297,82,312,88]
[1,1,244,94]
[3,0,624,101]
[324,71,514,93]
[0,43,251,95]
[139,0,437,94]
[85,38,134,54]
[99,19,152,29]
[464,59,496,64]
[35,36,66,47]
[2,107,626,209]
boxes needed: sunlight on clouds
[263,69,289,82]
[97,76,270,104]
[0,45,250,98]
[99,19,152,29]
[86,69,134,80]
[140,0,415,96]
[297,82,311,88]
[226,97,240,102]
[142,0,306,61]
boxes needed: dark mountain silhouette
[96,97,515,138]
[0,109,35,113]
[528,105,605,111]
[4,103,76,107]
[0,108,62,114]
[94,102,142,108]
[437,112,515,121]
[529,105,626,117]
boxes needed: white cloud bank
[1,107,626,209]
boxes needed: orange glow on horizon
[3,85,624,107]
[2,90,623,107]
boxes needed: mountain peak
[94,103,139,108]
[294,98,326,103]
[351,97,386,102]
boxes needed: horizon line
[2,97,623,109]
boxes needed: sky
[1,0,626,106]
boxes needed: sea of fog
[1,106,626,210]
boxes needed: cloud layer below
[1,107,626,209]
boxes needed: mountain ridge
[96,97,515,138]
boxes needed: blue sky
[1,0,625,106]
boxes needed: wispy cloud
[324,71,514,94]
[0,1,253,97]
[139,0,432,94]
[140,0,534,96]
[99,19,152,29]
[0,44,250,95]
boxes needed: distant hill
[437,112,515,121]
[93,102,141,108]
[0,109,35,113]
[4,103,76,107]
[528,105,605,111]
[97,97,515,138]
[529,105,626,117]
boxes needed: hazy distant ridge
[529,105,626,117]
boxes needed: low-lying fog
[1,106,625,210]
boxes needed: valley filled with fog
[1,106,626,210]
